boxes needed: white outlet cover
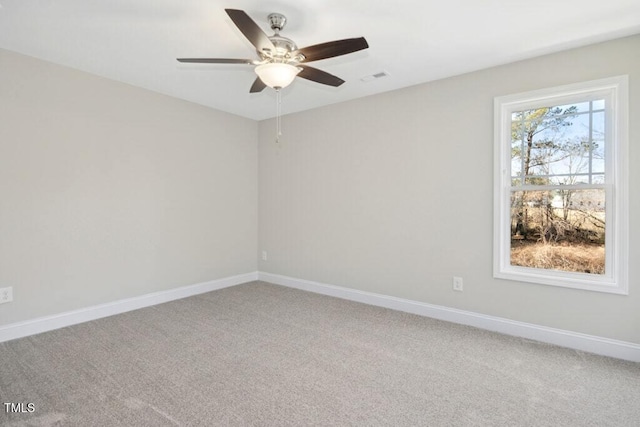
[0,286,13,303]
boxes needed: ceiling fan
[177,9,369,93]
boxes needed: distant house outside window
[493,76,628,294]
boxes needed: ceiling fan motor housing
[263,35,302,62]
[260,13,304,63]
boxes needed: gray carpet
[1,281,638,426]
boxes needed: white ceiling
[1,0,639,120]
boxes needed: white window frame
[493,76,629,294]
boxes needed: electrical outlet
[262,251,268,261]
[0,287,13,304]
[453,277,463,292]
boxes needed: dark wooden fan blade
[250,77,267,93]
[225,9,275,53]
[297,37,369,63]
[298,66,345,87]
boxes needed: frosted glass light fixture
[255,63,301,89]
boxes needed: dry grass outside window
[510,241,605,274]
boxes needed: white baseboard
[3,270,638,362]
[0,272,259,344]
[258,272,640,363]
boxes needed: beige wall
[0,49,258,325]
[2,34,638,344]
[258,34,640,343]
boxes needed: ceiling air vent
[360,71,389,82]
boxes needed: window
[494,76,628,294]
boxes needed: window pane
[592,99,605,110]
[592,111,606,175]
[510,189,605,274]
[511,139,523,178]
[511,103,606,186]
[592,174,605,185]
[593,111,605,136]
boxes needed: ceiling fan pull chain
[276,89,282,143]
